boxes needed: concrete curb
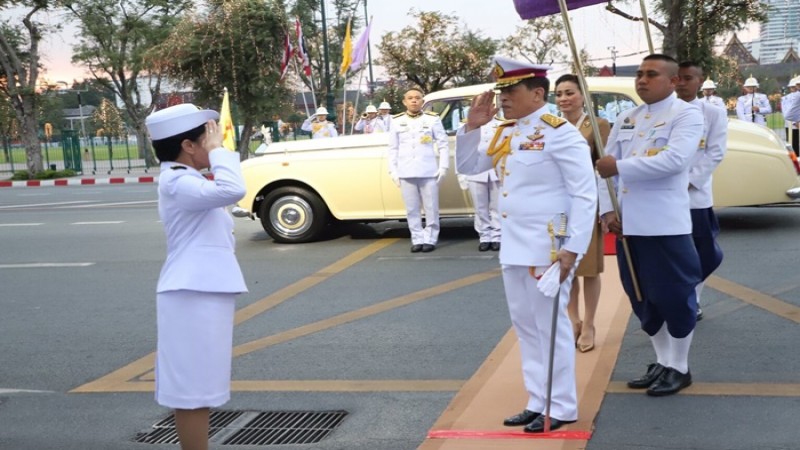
[0,176,158,188]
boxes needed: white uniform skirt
[156,290,236,409]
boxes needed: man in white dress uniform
[736,76,771,125]
[301,106,338,139]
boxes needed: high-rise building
[757,0,800,64]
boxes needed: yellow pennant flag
[220,88,236,151]
[339,18,352,76]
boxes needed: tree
[502,16,567,65]
[605,0,767,73]
[0,2,58,174]
[376,10,497,94]
[157,0,293,157]
[63,0,193,167]
[92,98,125,139]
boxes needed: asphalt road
[1,185,799,450]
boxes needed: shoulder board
[541,114,567,128]
[392,112,405,118]
[170,165,187,170]
[424,111,439,116]
[498,119,517,128]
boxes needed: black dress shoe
[490,242,501,251]
[647,368,692,396]
[410,244,423,253]
[421,244,435,253]
[627,363,666,389]
[478,242,491,252]
[523,415,576,433]
[502,409,540,427]
[696,307,704,321]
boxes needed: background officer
[376,101,393,133]
[782,76,799,154]
[388,87,449,253]
[354,104,379,134]
[700,79,726,110]
[597,54,703,397]
[301,107,338,139]
[736,76,771,125]
[457,56,597,433]
[676,61,727,321]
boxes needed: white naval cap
[743,76,759,87]
[145,103,219,141]
[701,78,717,90]
[492,56,551,89]
[315,106,329,116]
[378,101,391,110]
[365,104,377,113]
[791,76,800,86]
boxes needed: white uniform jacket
[354,117,378,134]
[688,99,728,209]
[702,95,726,110]
[456,105,597,266]
[375,114,392,133]
[598,96,703,236]
[736,93,772,124]
[388,112,449,179]
[301,118,338,139]
[783,92,800,123]
[459,118,501,183]
[157,149,248,294]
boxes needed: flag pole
[293,58,311,117]
[554,0,643,306]
[350,67,366,134]
[638,0,655,53]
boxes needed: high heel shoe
[572,321,582,346]
[577,325,595,353]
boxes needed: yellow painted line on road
[706,275,800,324]
[79,380,466,393]
[607,381,800,397]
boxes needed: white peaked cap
[365,105,377,113]
[701,79,717,90]
[743,76,759,87]
[791,76,800,86]
[315,107,329,116]
[379,101,391,110]
[492,56,551,89]
[145,103,219,141]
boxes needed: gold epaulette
[392,112,405,118]
[541,114,567,128]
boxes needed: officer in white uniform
[301,106,338,139]
[597,54,703,397]
[677,61,727,321]
[388,87,449,252]
[781,77,799,154]
[376,101,393,133]
[736,76,772,125]
[604,98,636,124]
[700,78,726,110]
[456,57,596,433]
[786,78,800,123]
[146,103,248,449]
[458,116,502,251]
[354,104,379,134]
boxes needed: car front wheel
[259,187,330,243]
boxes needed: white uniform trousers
[467,179,500,243]
[502,265,578,421]
[400,177,440,245]
[156,290,236,409]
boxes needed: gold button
[502,212,508,218]
[505,171,510,176]
[503,191,508,197]
[632,151,637,156]
[622,188,629,193]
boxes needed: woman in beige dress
[554,74,610,353]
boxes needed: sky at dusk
[18,0,759,85]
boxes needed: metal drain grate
[133,410,347,446]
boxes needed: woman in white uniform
[146,104,248,450]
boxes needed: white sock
[695,282,705,308]
[650,324,670,367]
[668,331,694,374]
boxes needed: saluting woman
[146,104,248,450]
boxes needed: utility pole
[320,0,335,119]
[608,46,618,76]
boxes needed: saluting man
[388,87,449,253]
[597,54,703,397]
[456,57,597,433]
[354,105,379,134]
[700,78,726,110]
[301,107,338,139]
[376,101,393,133]
[736,76,772,125]
[676,61,727,321]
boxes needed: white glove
[536,263,562,298]
[391,174,400,187]
[436,168,447,184]
[457,174,469,191]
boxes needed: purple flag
[513,0,605,19]
[349,18,373,73]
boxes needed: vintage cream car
[237,78,800,243]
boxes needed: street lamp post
[57,81,88,142]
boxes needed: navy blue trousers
[691,207,723,280]
[616,235,702,338]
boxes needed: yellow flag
[220,88,236,151]
[339,18,352,76]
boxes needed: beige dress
[575,115,609,277]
